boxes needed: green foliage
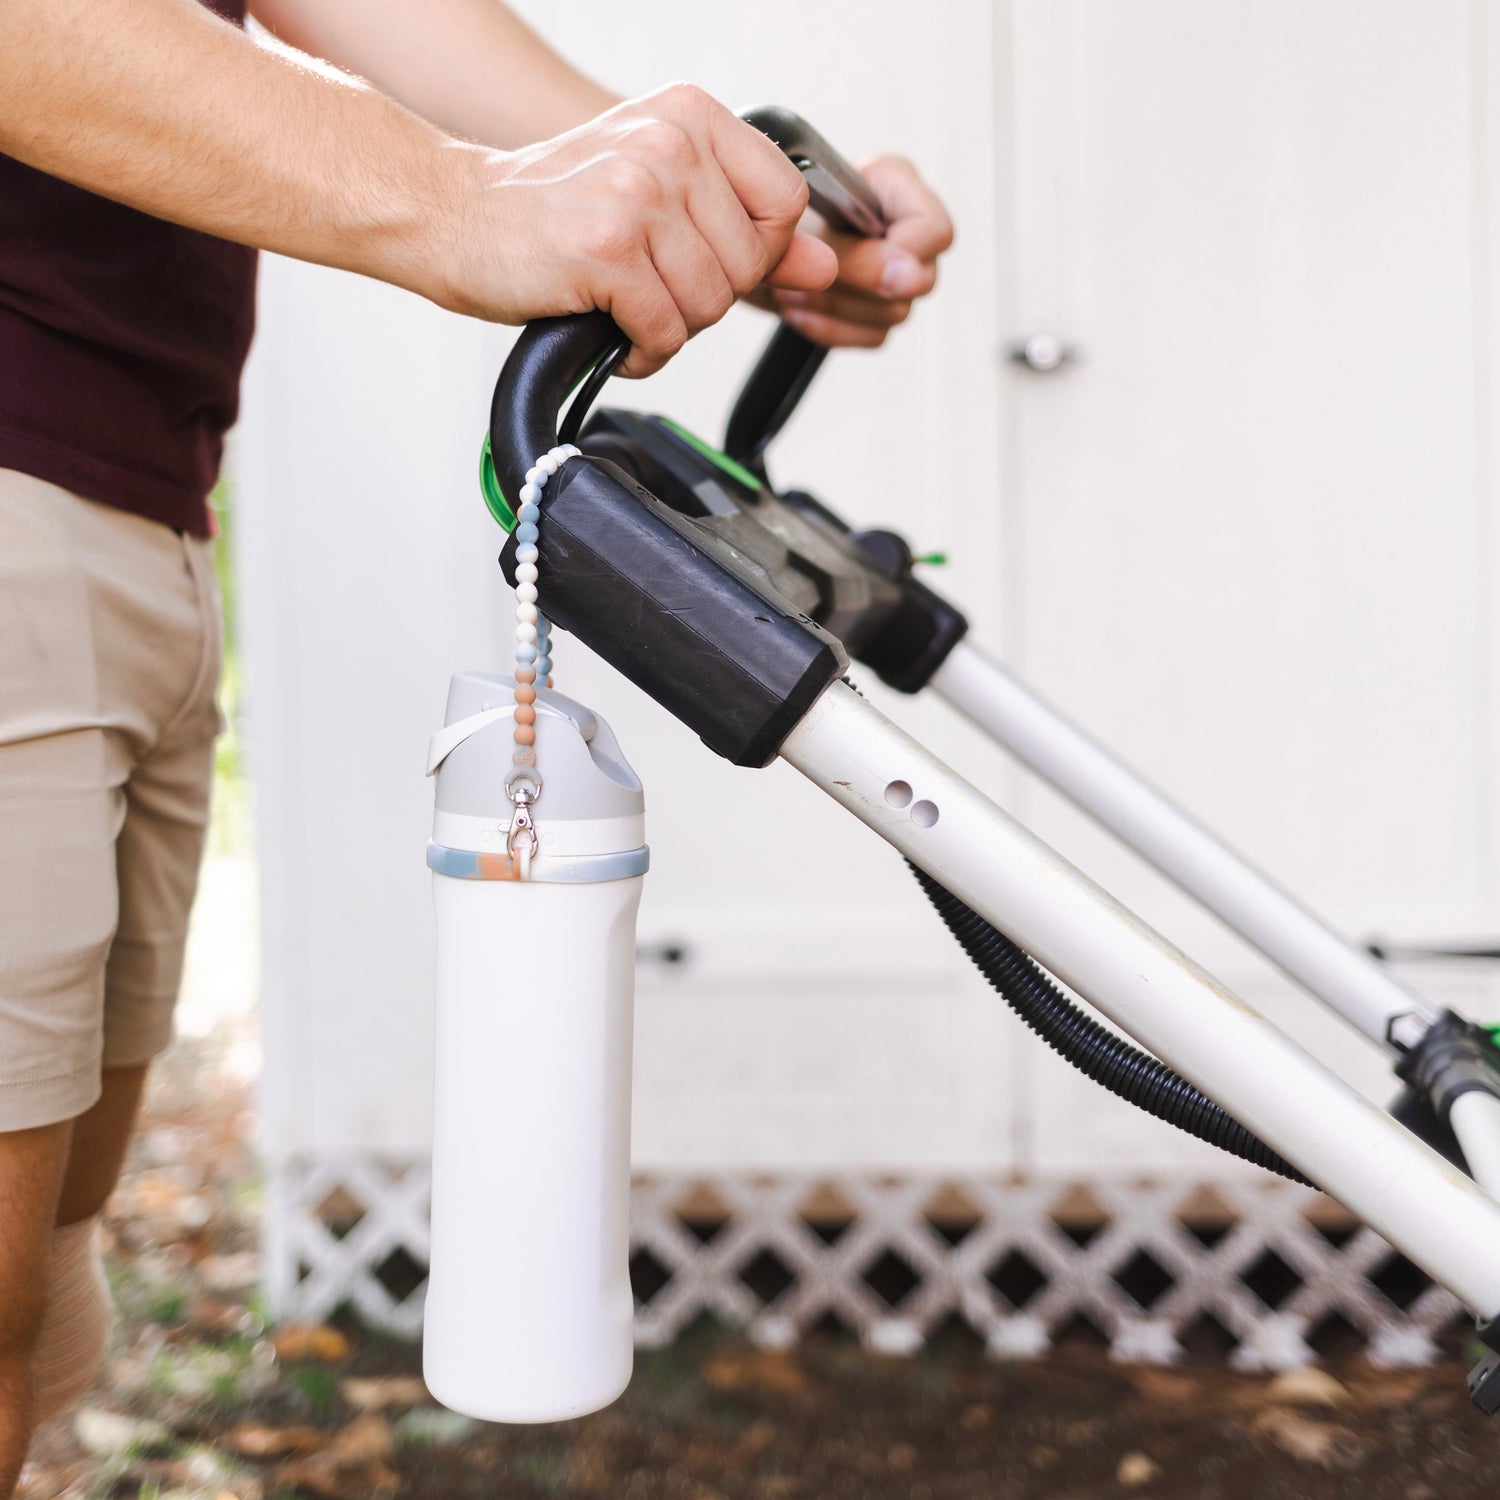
[289,1363,341,1419]
[208,473,250,856]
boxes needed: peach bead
[514,704,536,726]
[514,725,536,746]
[515,666,536,685]
[515,684,536,705]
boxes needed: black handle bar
[723,107,886,476]
[490,106,883,499]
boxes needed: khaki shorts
[0,468,221,1131]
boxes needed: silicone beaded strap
[505,441,579,768]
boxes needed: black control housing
[578,408,969,696]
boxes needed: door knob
[1009,333,1073,372]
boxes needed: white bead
[516,563,538,584]
[519,483,541,506]
[516,603,538,624]
[515,582,538,604]
[525,466,544,486]
[515,623,537,644]
[515,544,539,564]
[538,454,559,476]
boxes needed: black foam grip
[499,458,848,767]
[490,311,621,500]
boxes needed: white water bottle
[423,670,647,1422]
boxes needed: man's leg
[0,473,221,1495]
[54,1064,148,1229]
[0,1068,145,1492]
[0,1123,72,1497]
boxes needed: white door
[1002,0,1500,1175]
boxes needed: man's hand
[428,85,839,377]
[767,156,954,348]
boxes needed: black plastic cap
[848,530,969,694]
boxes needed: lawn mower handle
[490,107,883,499]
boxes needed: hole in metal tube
[885,780,913,809]
[911,800,940,828]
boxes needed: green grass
[289,1364,341,1419]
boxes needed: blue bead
[515,643,537,663]
[517,502,540,523]
[516,522,539,544]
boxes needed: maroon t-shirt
[0,0,256,537]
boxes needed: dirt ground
[19,1030,1500,1500]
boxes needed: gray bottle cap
[430,671,643,824]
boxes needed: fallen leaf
[198,1251,261,1293]
[704,1349,808,1394]
[1117,1451,1161,1488]
[73,1407,170,1457]
[273,1455,400,1499]
[1129,1368,1201,1403]
[329,1412,394,1462]
[187,1294,256,1335]
[272,1323,352,1363]
[960,1402,992,1431]
[1265,1366,1349,1409]
[726,1419,777,1466]
[342,1375,429,1411]
[1357,1371,1428,1407]
[887,1443,917,1472]
[227,1421,328,1458]
[1250,1408,1366,1468]
[261,1417,397,1500]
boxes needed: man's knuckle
[601,155,656,201]
[771,169,810,225]
[661,80,712,116]
[655,322,688,356]
[636,117,696,168]
[583,214,634,264]
[705,282,735,321]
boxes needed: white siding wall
[237,1,1500,1186]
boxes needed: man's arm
[0,0,836,374]
[250,0,617,147]
[250,0,955,350]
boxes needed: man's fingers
[646,215,736,335]
[702,101,810,253]
[775,285,912,330]
[860,154,954,263]
[812,233,935,300]
[761,231,838,292]
[684,169,773,296]
[598,256,689,378]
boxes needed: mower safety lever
[725,107,889,478]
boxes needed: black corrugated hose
[909,863,1311,1185]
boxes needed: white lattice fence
[263,1160,1466,1368]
